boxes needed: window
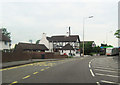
[4,42,8,45]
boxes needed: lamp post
[83,16,93,57]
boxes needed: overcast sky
[0,0,119,47]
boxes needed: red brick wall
[2,51,68,62]
[2,51,31,62]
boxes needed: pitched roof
[15,43,48,51]
[47,35,80,42]
[61,44,74,50]
[0,34,11,42]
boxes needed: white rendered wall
[39,33,53,52]
[60,50,75,56]
[118,1,120,47]
[0,41,10,50]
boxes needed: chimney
[42,33,46,38]
[69,26,71,36]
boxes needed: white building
[39,33,80,56]
[118,1,120,47]
[0,30,11,50]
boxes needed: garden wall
[2,51,68,62]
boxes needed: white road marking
[90,69,95,77]
[89,62,91,68]
[96,82,100,85]
[94,69,118,73]
[106,57,113,59]
[89,58,96,77]
[101,80,119,84]
[93,67,120,71]
[95,73,119,78]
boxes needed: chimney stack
[69,26,71,36]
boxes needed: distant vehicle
[106,47,119,56]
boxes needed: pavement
[2,58,65,69]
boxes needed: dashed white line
[90,69,95,77]
[89,58,95,77]
[89,62,91,68]
[95,73,119,78]
[96,82,100,85]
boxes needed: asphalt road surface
[1,56,120,85]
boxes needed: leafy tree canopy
[114,29,120,38]
[1,28,11,39]
[36,40,40,44]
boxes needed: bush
[89,53,96,56]
[68,56,73,58]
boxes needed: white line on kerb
[96,82,100,85]
[90,69,95,77]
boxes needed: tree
[1,28,11,39]
[36,40,40,44]
[92,46,101,53]
[114,29,120,38]
[80,42,93,55]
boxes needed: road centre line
[33,72,39,74]
[45,67,50,69]
[9,81,18,85]
[95,73,119,78]
[94,68,119,73]
[0,62,53,71]
[22,75,31,79]
[96,82,100,85]
[41,69,45,71]
[101,80,120,84]
[0,63,38,71]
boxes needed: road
[1,56,120,85]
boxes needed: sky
[0,0,119,47]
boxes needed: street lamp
[82,16,93,57]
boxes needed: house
[0,30,11,50]
[39,33,80,56]
[14,42,48,52]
